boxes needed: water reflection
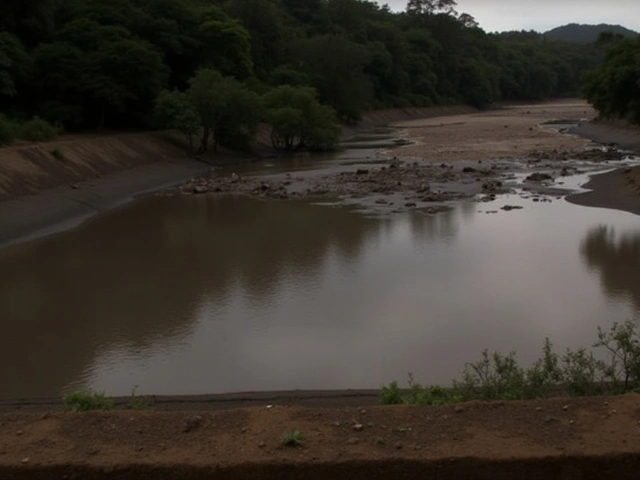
[581,226,640,315]
[1,194,639,399]
[0,196,403,397]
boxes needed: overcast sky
[380,0,640,33]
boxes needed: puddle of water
[0,192,638,398]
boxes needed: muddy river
[1,176,638,399]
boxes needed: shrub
[0,114,15,145]
[454,350,527,401]
[594,320,640,393]
[127,385,150,410]
[380,322,640,405]
[18,117,58,142]
[280,431,303,447]
[63,390,114,412]
[379,381,403,405]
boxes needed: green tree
[198,18,253,79]
[0,32,31,97]
[406,0,458,16]
[155,90,200,154]
[188,69,261,153]
[294,34,373,121]
[263,85,341,151]
[83,39,168,126]
[584,36,640,123]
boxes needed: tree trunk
[199,127,210,154]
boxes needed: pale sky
[380,0,640,33]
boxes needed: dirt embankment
[2,395,640,479]
[0,132,194,201]
[0,132,213,248]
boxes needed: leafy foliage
[63,390,114,412]
[280,430,304,447]
[18,117,58,142]
[0,115,16,145]
[264,85,340,151]
[583,36,640,123]
[381,321,640,405]
[155,90,200,153]
[0,0,619,145]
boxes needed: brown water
[0,192,639,398]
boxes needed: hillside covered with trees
[0,0,622,152]
[583,34,640,124]
[545,23,638,44]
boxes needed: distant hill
[544,23,638,44]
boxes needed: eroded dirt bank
[2,395,640,479]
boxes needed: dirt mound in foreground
[1,395,640,479]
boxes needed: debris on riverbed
[163,160,516,214]
[526,147,627,163]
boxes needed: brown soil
[2,395,640,479]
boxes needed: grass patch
[381,321,640,405]
[127,386,151,410]
[63,390,114,412]
[280,430,304,447]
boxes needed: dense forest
[583,34,640,124]
[0,0,634,152]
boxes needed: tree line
[583,34,640,124]
[0,0,614,152]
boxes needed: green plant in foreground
[127,385,150,410]
[63,390,114,412]
[381,321,640,405]
[280,430,304,447]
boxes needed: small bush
[63,390,114,412]
[0,115,15,146]
[18,117,58,142]
[379,381,403,405]
[562,347,604,396]
[280,430,303,447]
[50,147,65,160]
[454,350,527,401]
[127,386,150,410]
[381,322,640,405]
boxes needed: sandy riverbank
[1,395,639,479]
